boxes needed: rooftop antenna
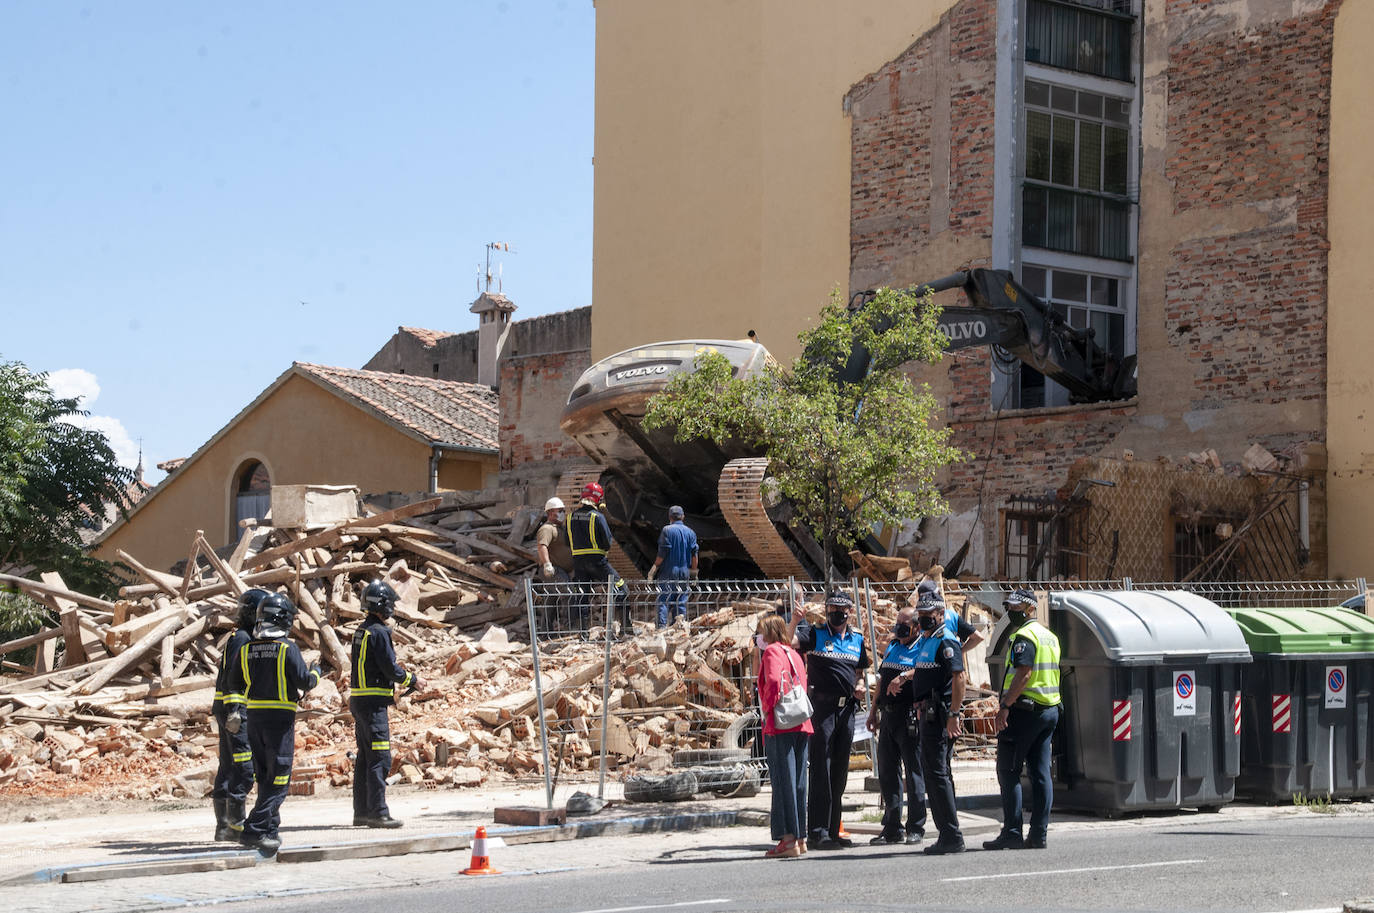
[484,242,512,293]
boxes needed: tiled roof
[398,326,456,348]
[294,363,498,451]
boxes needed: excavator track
[718,458,809,579]
[557,468,642,580]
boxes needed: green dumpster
[1227,607,1374,801]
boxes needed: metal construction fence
[517,576,1367,811]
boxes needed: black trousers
[876,704,926,838]
[211,704,254,803]
[571,556,628,631]
[351,699,393,818]
[807,693,855,840]
[243,710,295,840]
[918,702,962,843]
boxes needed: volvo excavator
[557,268,1136,581]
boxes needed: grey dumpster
[990,590,1251,815]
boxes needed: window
[233,460,271,542]
[1025,0,1134,82]
[1172,515,1242,582]
[1022,80,1132,260]
[1001,497,1090,579]
[1014,264,1130,408]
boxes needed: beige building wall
[96,375,496,572]
[1326,0,1374,580]
[593,0,960,363]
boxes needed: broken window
[1172,514,1243,583]
[1001,495,1090,580]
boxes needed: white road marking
[942,858,1206,882]
[1257,908,1341,913]
[571,901,732,913]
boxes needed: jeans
[765,730,808,840]
[996,703,1059,839]
[875,705,925,838]
[807,693,855,840]
[655,567,691,626]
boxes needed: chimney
[469,291,516,388]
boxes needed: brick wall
[499,349,592,472]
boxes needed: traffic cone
[461,826,501,875]
[838,821,851,840]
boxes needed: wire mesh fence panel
[524,578,789,804]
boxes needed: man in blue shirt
[648,505,698,626]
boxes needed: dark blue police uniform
[910,629,964,851]
[797,621,869,846]
[874,638,925,843]
[226,636,320,847]
[351,616,415,822]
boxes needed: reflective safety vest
[1002,620,1062,707]
[233,638,321,713]
[351,619,413,701]
[213,628,252,708]
[567,504,612,557]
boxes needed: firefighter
[790,591,870,850]
[226,592,321,854]
[210,587,268,842]
[566,481,629,636]
[912,579,985,655]
[985,588,1062,851]
[535,496,573,632]
[350,580,423,828]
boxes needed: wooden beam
[391,535,516,589]
[178,533,205,599]
[110,560,380,602]
[242,498,442,571]
[0,627,62,655]
[289,569,350,674]
[77,600,201,695]
[227,519,259,572]
[112,551,182,599]
[196,533,248,598]
[41,572,89,667]
[0,573,117,613]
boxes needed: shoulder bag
[773,647,814,729]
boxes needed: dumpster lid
[1225,607,1374,657]
[1053,590,1251,665]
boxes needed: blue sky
[1,1,594,483]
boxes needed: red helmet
[581,481,605,503]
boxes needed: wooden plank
[242,498,442,570]
[0,573,117,613]
[113,550,182,598]
[391,535,516,589]
[227,519,259,572]
[42,571,90,667]
[159,634,174,687]
[77,600,200,695]
[177,533,204,599]
[196,533,248,598]
[289,571,350,673]
[0,627,62,654]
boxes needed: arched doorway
[233,460,271,541]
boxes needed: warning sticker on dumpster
[1326,666,1347,709]
[1173,671,1196,716]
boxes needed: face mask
[755,633,767,650]
[893,622,912,640]
[1007,606,1030,625]
[917,613,939,632]
[826,610,847,629]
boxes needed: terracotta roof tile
[398,326,456,348]
[294,363,497,451]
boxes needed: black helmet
[237,588,271,630]
[362,580,399,618]
[256,592,298,636]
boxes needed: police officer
[226,593,321,854]
[866,605,926,846]
[351,580,423,829]
[648,505,698,626]
[535,497,573,631]
[891,592,967,854]
[791,591,869,850]
[566,481,628,636]
[913,579,985,655]
[210,587,268,841]
[985,587,1061,851]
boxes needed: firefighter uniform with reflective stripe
[566,501,627,632]
[995,617,1062,846]
[226,636,320,846]
[212,628,254,819]
[350,616,414,821]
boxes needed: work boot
[923,837,966,855]
[212,798,232,842]
[353,814,370,827]
[868,831,903,846]
[982,830,1025,851]
[225,799,247,838]
[365,815,404,829]
[240,831,282,855]
[1024,832,1047,849]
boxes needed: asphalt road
[212,807,1374,913]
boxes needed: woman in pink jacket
[757,613,813,858]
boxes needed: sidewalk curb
[23,808,767,885]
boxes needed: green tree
[642,287,965,588]
[0,358,133,595]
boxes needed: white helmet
[544,496,565,512]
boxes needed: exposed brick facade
[499,350,593,472]
[847,0,1336,579]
